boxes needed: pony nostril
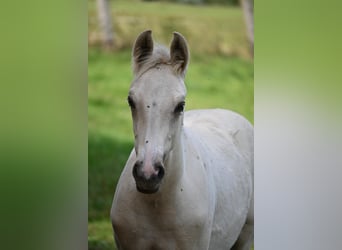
[158,167,165,179]
[132,161,143,180]
[132,164,138,179]
[155,165,165,179]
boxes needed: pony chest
[139,196,208,229]
[113,192,209,240]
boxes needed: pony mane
[132,44,171,77]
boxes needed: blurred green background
[88,0,253,249]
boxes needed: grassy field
[89,1,253,249]
[89,0,250,58]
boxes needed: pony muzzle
[132,161,165,194]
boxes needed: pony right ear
[132,30,154,74]
[170,32,189,77]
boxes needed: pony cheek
[164,132,174,153]
[134,143,139,156]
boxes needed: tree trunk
[241,0,254,56]
[96,0,114,50]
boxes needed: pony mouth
[135,183,160,194]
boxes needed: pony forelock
[132,44,172,77]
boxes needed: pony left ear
[132,30,154,74]
[170,32,189,77]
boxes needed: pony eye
[174,101,185,114]
[127,96,136,109]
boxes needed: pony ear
[132,30,154,73]
[170,32,189,77]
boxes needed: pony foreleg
[231,221,253,250]
[231,195,254,250]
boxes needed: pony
[111,30,254,250]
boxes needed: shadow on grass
[88,132,133,221]
[89,133,132,250]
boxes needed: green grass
[88,220,116,250]
[89,1,253,249]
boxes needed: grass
[88,220,115,250]
[89,0,250,57]
[88,1,253,249]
